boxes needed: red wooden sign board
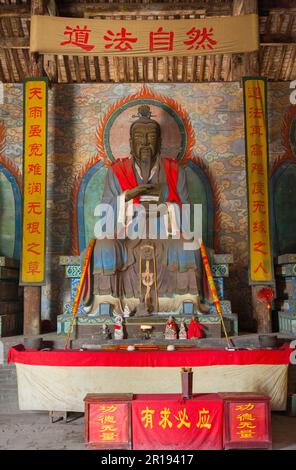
[222,393,272,450]
[84,393,133,449]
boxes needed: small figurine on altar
[188,315,205,339]
[178,320,188,340]
[102,323,111,340]
[164,316,177,340]
[123,304,131,318]
[113,315,124,340]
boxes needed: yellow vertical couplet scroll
[20,78,47,285]
[243,78,273,284]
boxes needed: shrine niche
[57,86,237,339]
[271,105,296,256]
[270,105,296,337]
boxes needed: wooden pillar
[232,0,260,80]
[23,0,45,336]
[233,1,273,333]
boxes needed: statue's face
[130,122,160,167]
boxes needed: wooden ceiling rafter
[0,0,295,84]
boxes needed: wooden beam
[30,0,44,77]
[61,3,209,17]
[143,57,149,82]
[182,56,188,82]
[163,57,169,82]
[232,0,259,80]
[0,6,30,18]
[172,57,178,82]
[73,55,81,82]
[63,55,73,83]
[2,17,25,81]
[152,57,158,82]
[198,55,206,82]
[3,49,15,82]
[261,42,296,46]
[93,56,101,82]
[113,56,120,82]
[132,57,139,82]
[0,37,29,49]
[0,58,5,82]
[47,0,59,17]
[208,55,215,81]
[275,45,287,81]
[225,54,232,81]
[103,56,111,82]
[191,55,198,82]
[261,34,296,43]
[215,55,223,82]
[84,56,91,82]
[284,45,296,80]
[43,54,58,82]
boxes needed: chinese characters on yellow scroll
[21,79,47,284]
[243,78,273,283]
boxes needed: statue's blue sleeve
[101,167,122,208]
[177,165,189,204]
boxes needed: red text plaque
[222,393,272,449]
[84,393,133,449]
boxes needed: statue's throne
[57,90,237,339]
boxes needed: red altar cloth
[132,393,223,450]
[7,344,292,367]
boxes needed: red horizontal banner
[8,344,291,367]
[132,394,223,450]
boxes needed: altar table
[8,345,291,412]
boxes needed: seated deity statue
[81,105,208,316]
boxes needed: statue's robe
[82,157,205,308]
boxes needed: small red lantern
[257,287,275,321]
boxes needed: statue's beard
[139,147,154,182]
